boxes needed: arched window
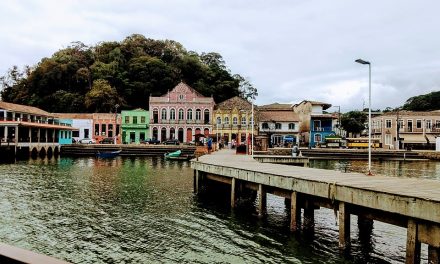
[249,117,254,125]
[315,133,322,143]
[224,117,229,125]
[233,117,238,125]
[216,117,221,125]
[196,109,201,120]
[170,109,176,120]
[241,116,247,125]
[187,109,193,120]
[178,109,184,120]
[161,109,167,120]
[275,123,282,129]
[288,123,295,130]
[204,109,210,124]
[262,123,269,129]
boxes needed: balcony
[313,127,332,132]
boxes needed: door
[178,128,184,143]
[186,128,192,142]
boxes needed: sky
[1,0,440,112]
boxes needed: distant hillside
[402,91,440,111]
[0,34,252,113]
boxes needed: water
[0,157,439,263]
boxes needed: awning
[401,134,436,143]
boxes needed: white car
[79,138,96,144]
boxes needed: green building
[121,109,149,144]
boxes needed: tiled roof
[53,113,93,119]
[294,100,332,110]
[160,82,204,98]
[259,111,299,122]
[258,103,292,110]
[215,96,253,110]
[379,110,440,117]
[0,101,51,116]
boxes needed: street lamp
[332,105,341,136]
[355,58,372,175]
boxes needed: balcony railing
[313,127,332,132]
[0,117,72,127]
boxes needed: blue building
[309,115,336,147]
[57,118,74,144]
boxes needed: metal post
[114,104,119,144]
[251,98,254,157]
[368,63,372,175]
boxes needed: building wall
[93,113,121,143]
[58,119,73,145]
[121,110,149,144]
[214,109,255,144]
[70,119,93,141]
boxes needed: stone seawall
[417,151,440,160]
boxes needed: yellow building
[213,96,257,146]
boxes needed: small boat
[164,150,193,161]
[96,150,121,158]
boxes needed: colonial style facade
[213,96,255,145]
[54,113,93,142]
[92,113,121,143]
[372,111,440,150]
[293,100,337,147]
[121,109,149,144]
[258,103,299,147]
[149,82,215,143]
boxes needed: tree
[402,91,440,111]
[341,111,367,137]
[85,79,124,112]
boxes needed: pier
[191,150,440,263]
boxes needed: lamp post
[114,104,119,144]
[333,105,341,136]
[355,59,372,175]
[246,87,257,158]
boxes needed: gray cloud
[0,0,439,111]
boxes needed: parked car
[79,138,96,144]
[163,139,180,145]
[141,138,160,145]
[99,137,114,144]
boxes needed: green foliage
[341,111,367,136]
[0,34,246,112]
[402,91,440,111]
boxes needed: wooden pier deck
[191,150,440,264]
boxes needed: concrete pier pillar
[258,184,266,216]
[339,202,350,250]
[406,219,421,264]
[428,246,440,264]
[290,191,301,232]
[195,170,200,193]
[231,178,236,208]
[193,170,197,193]
[303,199,315,230]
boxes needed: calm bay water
[1,156,439,263]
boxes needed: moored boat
[96,150,122,158]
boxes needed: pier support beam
[290,191,301,232]
[406,219,421,264]
[231,178,236,208]
[339,202,350,250]
[303,199,315,231]
[194,170,200,194]
[258,184,267,216]
[428,246,440,264]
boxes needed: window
[426,120,432,130]
[288,123,295,130]
[187,109,193,120]
[195,109,201,120]
[416,120,422,129]
[398,119,403,129]
[95,124,100,135]
[241,116,246,125]
[161,109,167,120]
[72,131,79,137]
[385,119,392,128]
[249,117,254,125]
[224,117,229,125]
[407,120,413,132]
[179,94,184,100]
[125,116,129,123]
[178,109,184,120]
[216,117,221,125]
[314,134,322,143]
[435,120,440,129]
[141,116,146,123]
[275,123,281,129]
[101,124,106,135]
[204,109,210,123]
[133,116,138,124]
[233,117,238,125]
[170,109,176,120]
[385,134,392,145]
[262,123,269,129]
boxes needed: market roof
[53,113,94,119]
[0,101,51,116]
[259,111,299,122]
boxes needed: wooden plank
[290,191,301,232]
[406,219,421,264]
[339,202,350,249]
[428,246,440,264]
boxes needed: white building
[54,114,93,142]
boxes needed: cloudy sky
[1,0,439,112]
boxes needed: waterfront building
[0,101,76,156]
[372,110,440,150]
[293,100,337,148]
[54,113,93,142]
[149,82,215,143]
[213,96,255,145]
[58,118,74,145]
[121,109,149,144]
[92,113,121,144]
[257,103,299,147]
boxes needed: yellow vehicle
[346,138,381,149]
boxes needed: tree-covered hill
[402,91,440,111]
[0,34,251,113]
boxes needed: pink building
[149,82,215,143]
